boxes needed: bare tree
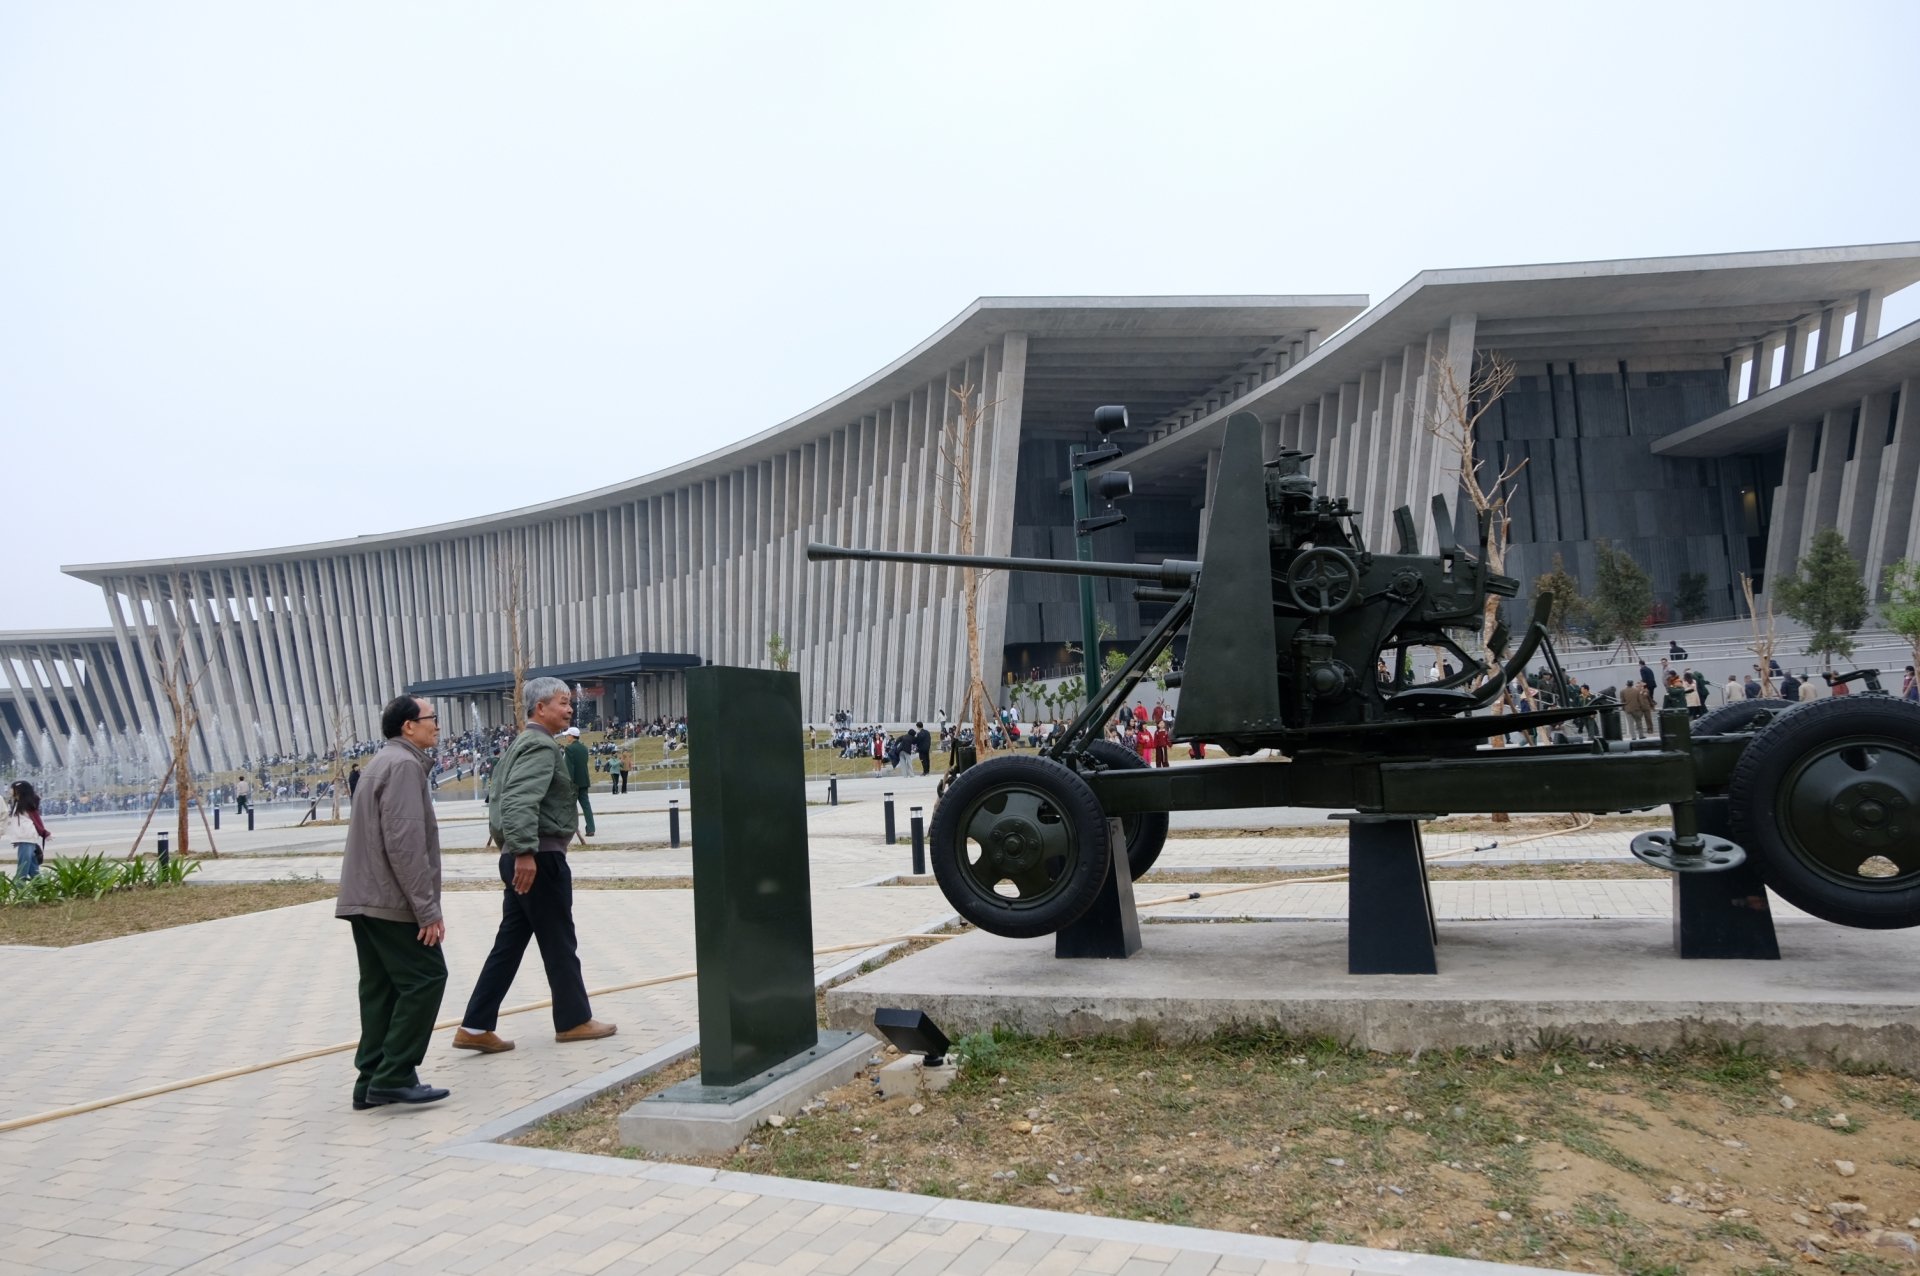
[1422,350,1523,670]
[325,704,353,822]
[936,382,999,753]
[1423,350,1523,819]
[1741,573,1779,699]
[133,636,219,860]
[501,545,528,736]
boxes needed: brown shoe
[452,1029,515,1054]
[555,1019,617,1043]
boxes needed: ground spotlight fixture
[872,1007,950,1067]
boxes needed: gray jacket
[336,738,442,926]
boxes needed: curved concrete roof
[64,294,1364,581]
[1101,242,1920,485]
[1654,317,1920,457]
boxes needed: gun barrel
[807,542,1199,589]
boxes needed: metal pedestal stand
[1339,813,1439,974]
[1056,818,1142,959]
[1673,796,1780,960]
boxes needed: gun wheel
[1730,696,1920,928]
[1082,740,1171,879]
[928,755,1112,938]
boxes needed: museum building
[3,243,1918,770]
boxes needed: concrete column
[1357,359,1393,544]
[1761,420,1821,587]
[1866,379,1920,591]
[1801,408,1853,562]
[1410,314,1477,532]
[102,581,164,751]
[1382,344,1423,548]
[1815,308,1845,368]
[1838,391,1894,580]
[177,573,234,768]
[1854,289,1883,349]
[976,333,1027,713]
[1316,391,1341,492]
[1726,349,1749,405]
[1781,322,1810,383]
[18,647,72,766]
[1744,339,1770,401]
[1278,410,1302,452]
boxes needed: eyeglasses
[417,714,438,722]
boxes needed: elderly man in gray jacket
[337,694,449,1109]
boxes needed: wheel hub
[986,819,1045,873]
[1824,780,1908,849]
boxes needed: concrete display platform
[618,1029,878,1156]
[826,917,1920,1069]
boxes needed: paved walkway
[0,798,1650,1275]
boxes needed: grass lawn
[0,881,338,947]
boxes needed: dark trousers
[347,915,448,1096]
[461,852,592,1033]
[575,791,596,836]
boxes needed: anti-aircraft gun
[809,411,1920,944]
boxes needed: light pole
[1070,405,1133,702]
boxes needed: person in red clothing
[1152,722,1171,768]
[1134,724,1154,762]
[1150,700,1165,724]
[8,780,51,879]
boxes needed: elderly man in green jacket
[337,694,449,1109]
[563,725,595,838]
[453,677,616,1053]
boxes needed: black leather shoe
[352,1095,373,1111]
[364,1083,450,1106]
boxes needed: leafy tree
[1674,571,1710,623]
[1773,527,1869,671]
[765,632,792,672]
[1884,559,1920,674]
[1591,540,1653,660]
[1530,554,1587,642]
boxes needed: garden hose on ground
[0,932,956,1134]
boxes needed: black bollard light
[883,791,896,845]
[828,774,838,806]
[668,798,681,849]
[247,806,255,831]
[213,806,220,830]
[909,805,925,876]
[157,830,169,870]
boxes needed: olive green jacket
[564,739,592,791]
[490,725,575,853]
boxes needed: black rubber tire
[1729,696,1920,929]
[928,755,1112,938]
[1082,740,1172,880]
[1695,698,1793,736]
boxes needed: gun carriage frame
[810,412,1920,945]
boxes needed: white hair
[523,676,568,718]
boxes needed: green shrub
[44,854,120,901]
[154,857,201,886]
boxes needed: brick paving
[0,795,1623,1275]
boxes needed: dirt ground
[519,1029,1920,1276]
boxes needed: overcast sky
[4,2,1917,630]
